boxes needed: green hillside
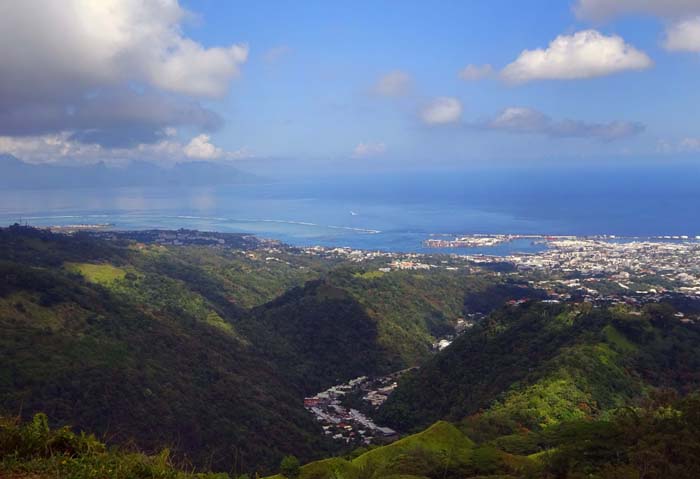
[0,227,524,473]
[263,421,518,479]
[6,396,700,479]
[2,227,700,478]
[0,256,329,473]
[239,280,387,394]
[378,301,700,439]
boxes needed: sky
[1,0,700,174]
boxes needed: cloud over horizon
[477,107,645,141]
[0,131,252,166]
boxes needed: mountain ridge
[0,154,259,189]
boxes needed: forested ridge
[3,226,699,478]
[0,226,503,473]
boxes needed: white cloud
[665,17,700,51]
[150,41,248,97]
[501,30,652,83]
[0,0,248,100]
[0,132,251,165]
[352,142,387,158]
[0,0,247,147]
[421,97,462,125]
[479,107,644,141]
[0,133,102,165]
[458,64,495,81]
[184,134,224,159]
[574,0,700,21]
[373,71,412,97]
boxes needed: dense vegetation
[0,232,332,473]
[378,301,700,438]
[5,226,698,478]
[0,413,229,478]
[261,392,700,479]
[0,227,513,473]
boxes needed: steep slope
[325,268,474,367]
[0,228,333,472]
[238,267,540,394]
[239,280,387,394]
[378,301,700,436]
[0,226,561,474]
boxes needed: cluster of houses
[303,376,400,445]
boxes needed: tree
[280,455,300,479]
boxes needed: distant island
[0,154,260,189]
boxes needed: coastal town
[46,225,700,308]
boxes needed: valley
[1,225,700,478]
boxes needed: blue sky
[176,0,700,168]
[0,0,699,172]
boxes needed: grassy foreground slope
[263,421,527,479]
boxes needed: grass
[352,421,474,470]
[64,262,127,285]
[262,421,475,479]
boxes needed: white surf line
[327,225,382,234]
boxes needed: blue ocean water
[1,166,699,254]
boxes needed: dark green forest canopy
[5,227,698,477]
[378,301,700,436]
[0,227,524,472]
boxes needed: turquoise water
[2,167,700,253]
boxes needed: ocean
[1,166,699,254]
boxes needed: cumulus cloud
[501,30,652,83]
[373,71,412,97]
[0,134,102,165]
[478,107,644,141]
[0,0,247,101]
[459,64,495,81]
[352,142,387,158]
[150,41,248,97]
[574,0,700,21]
[0,132,251,165]
[0,0,247,155]
[184,134,224,160]
[420,97,463,125]
[665,17,700,51]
